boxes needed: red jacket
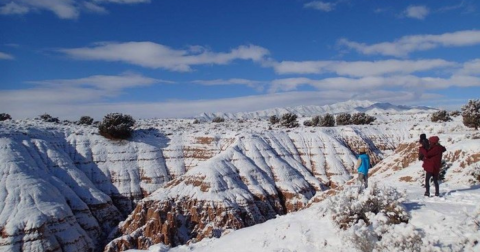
[420,144,446,174]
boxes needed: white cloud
[0,73,163,107]
[271,59,455,76]
[93,0,150,3]
[0,0,147,19]
[304,1,335,12]
[269,75,480,93]
[0,2,29,15]
[404,5,429,20]
[83,2,107,14]
[0,51,14,60]
[458,59,480,75]
[338,30,480,57]
[58,42,270,71]
[192,78,265,87]
[0,89,442,120]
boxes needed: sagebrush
[98,113,136,140]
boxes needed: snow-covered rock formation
[0,100,439,251]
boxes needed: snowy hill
[196,100,436,121]
[126,118,480,252]
[0,101,477,252]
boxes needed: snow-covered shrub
[312,115,320,126]
[462,99,480,130]
[345,218,423,252]
[78,116,94,125]
[336,113,352,126]
[319,113,335,127]
[98,113,136,140]
[269,115,280,125]
[39,113,60,123]
[212,116,225,123]
[330,184,421,252]
[351,113,376,125]
[450,110,461,117]
[280,113,299,128]
[303,120,313,126]
[329,184,409,230]
[465,164,480,185]
[0,113,12,121]
[431,110,452,122]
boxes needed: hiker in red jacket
[419,136,446,197]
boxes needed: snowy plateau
[0,100,479,252]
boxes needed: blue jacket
[357,153,370,175]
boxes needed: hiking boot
[424,192,430,197]
[435,192,440,197]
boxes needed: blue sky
[0,0,479,120]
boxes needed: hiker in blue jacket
[355,147,371,188]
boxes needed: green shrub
[98,113,136,140]
[280,113,299,128]
[462,99,480,130]
[212,117,225,123]
[269,115,280,125]
[319,113,335,127]
[78,116,94,125]
[39,113,60,123]
[336,113,351,126]
[351,113,376,125]
[0,113,12,121]
[431,110,452,122]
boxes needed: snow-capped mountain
[196,100,436,121]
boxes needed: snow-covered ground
[127,112,480,252]
[130,165,480,252]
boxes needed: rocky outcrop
[104,127,406,251]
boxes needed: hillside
[127,116,480,252]
[0,100,475,252]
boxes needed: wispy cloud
[58,42,270,71]
[404,5,429,20]
[269,75,480,93]
[0,73,163,106]
[457,59,480,75]
[0,89,442,120]
[304,1,335,12]
[271,59,455,76]
[0,51,14,60]
[338,30,480,57]
[0,0,148,19]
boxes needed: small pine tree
[212,117,225,123]
[280,113,299,128]
[336,113,351,126]
[431,110,452,122]
[269,115,280,125]
[462,99,480,130]
[39,113,60,123]
[311,115,320,126]
[98,113,136,139]
[319,113,335,127]
[78,116,94,125]
[0,113,12,121]
[351,112,376,125]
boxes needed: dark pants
[425,172,439,195]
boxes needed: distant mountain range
[196,100,436,121]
